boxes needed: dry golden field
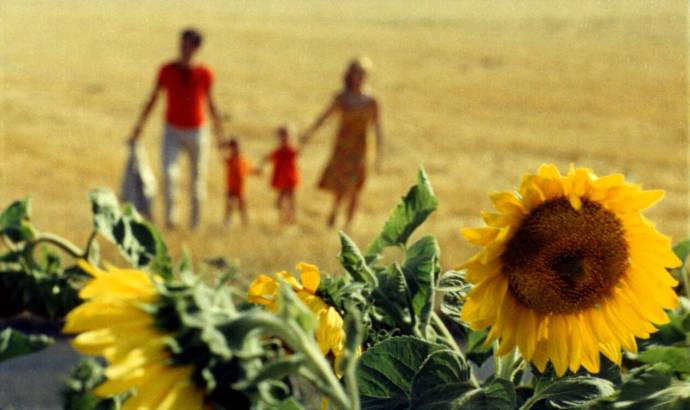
[1,1,688,284]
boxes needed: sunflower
[248,263,347,370]
[460,164,681,376]
[63,261,205,409]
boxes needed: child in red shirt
[259,126,299,224]
[221,138,253,227]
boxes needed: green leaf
[273,398,306,410]
[0,198,35,243]
[410,349,471,405]
[637,346,690,373]
[438,270,472,324]
[617,364,674,403]
[62,358,125,410]
[523,375,614,409]
[89,189,171,277]
[464,379,516,410]
[401,235,439,336]
[410,383,476,410]
[277,282,315,334]
[357,336,450,410]
[365,168,438,263]
[339,232,378,286]
[616,381,690,409]
[372,265,414,333]
[673,239,690,264]
[233,355,304,390]
[0,327,54,363]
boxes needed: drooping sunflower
[460,164,681,376]
[63,261,205,409]
[248,263,347,369]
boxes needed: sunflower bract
[460,164,681,376]
[63,261,205,410]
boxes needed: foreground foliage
[1,166,689,409]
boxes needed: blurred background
[1,0,687,282]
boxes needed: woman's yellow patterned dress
[318,99,375,195]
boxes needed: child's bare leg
[328,192,343,227]
[286,191,296,224]
[277,191,288,224]
[238,196,249,226]
[224,196,234,228]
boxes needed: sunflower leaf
[524,375,615,409]
[615,380,690,409]
[401,235,440,337]
[88,189,172,278]
[372,265,414,333]
[339,232,378,286]
[636,345,690,373]
[673,239,690,264]
[616,363,674,403]
[410,349,471,399]
[357,336,451,410]
[0,198,35,243]
[365,167,438,264]
[0,327,54,363]
[232,354,305,390]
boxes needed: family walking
[126,28,384,231]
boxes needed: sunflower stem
[432,312,462,355]
[23,232,85,268]
[234,312,353,409]
[495,346,519,381]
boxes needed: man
[129,28,223,229]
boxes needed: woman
[300,57,384,228]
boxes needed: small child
[220,137,254,227]
[259,125,299,224]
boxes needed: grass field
[1,0,688,284]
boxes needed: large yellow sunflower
[63,261,205,409]
[248,263,347,369]
[460,164,681,376]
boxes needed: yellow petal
[298,262,321,294]
[461,227,501,246]
[547,317,569,376]
[247,274,279,305]
[158,375,205,410]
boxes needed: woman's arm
[299,96,340,147]
[372,99,384,173]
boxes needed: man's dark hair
[181,28,203,48]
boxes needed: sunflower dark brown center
[501,197,628,314]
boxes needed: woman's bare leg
[328,192,344,227]
[344,189,361,230]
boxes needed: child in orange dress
[259,126,299,224]
[221,137,254,227]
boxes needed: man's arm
[207,91,224,147]
[130,84,162,142]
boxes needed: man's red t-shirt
[157,62,214,129]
